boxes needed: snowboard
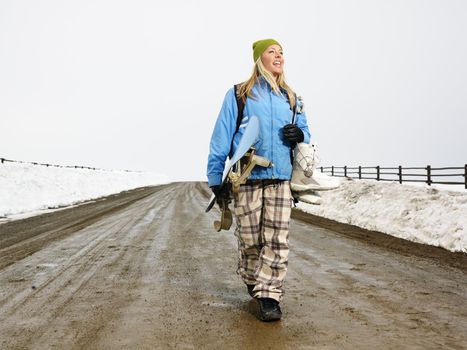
[205,115,260,213]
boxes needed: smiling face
[261,44,284,78]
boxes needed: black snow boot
[247,284,256,297]
[257,298,282,322]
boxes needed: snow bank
[297,178,467,253]
[0,162,169,218]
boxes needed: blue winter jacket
[207,77,311,187]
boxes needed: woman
[207,38,311,321]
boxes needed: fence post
[1,158,4,164]
[464,164,466,189]
[398,165,402,184]
[427,165,431,186]
[332,166,334,176]
[320,166,323,173]
[358,166,361,179]
[344,165,347,177]
[376,166,380,181]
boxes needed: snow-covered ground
[2,161,466,253]
[0,161,169,220]
[297,177,467,253]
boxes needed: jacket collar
[257,76,270,90]
[256,76,288,97]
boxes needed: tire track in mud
[0,186,172,310]
[0,184,178,349]
[0,186,169,270]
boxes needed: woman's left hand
[283,124,304,143]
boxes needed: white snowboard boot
[290,143,341,192]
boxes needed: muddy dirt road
[1,182,466,349]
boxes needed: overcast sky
[1,0,466,181]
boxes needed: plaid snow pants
[233,179,293,302]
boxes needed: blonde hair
[237,57,296,109]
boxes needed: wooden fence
[319,165,467,189]
[0,157,138,173]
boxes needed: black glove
[283,124,304,143]
[210,184,231,201]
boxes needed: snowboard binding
[229,148,272,193]
[213,198,233,231]
[213,147,271,232]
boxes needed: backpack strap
[229,84,245,158]
[234,84,245,133]
[289,92,298,165]
[289,93,300,205]
[291,92,298,124]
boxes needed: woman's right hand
[210,184,231,200]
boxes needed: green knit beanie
[252,38,282,62]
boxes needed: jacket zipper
[270,88,275,179]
